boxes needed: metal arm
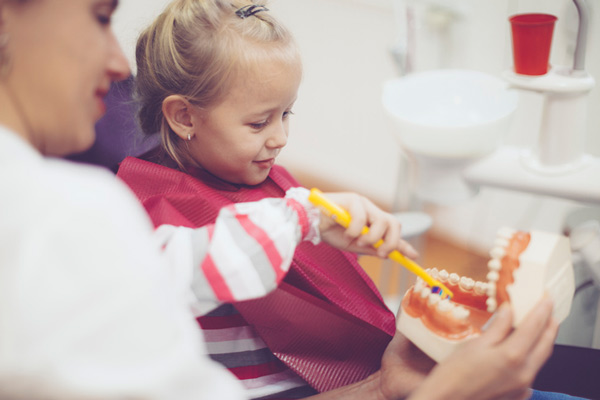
[573,0,589,71]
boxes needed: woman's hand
[316,192,418,260]
[300,299,556,400]
[378,332,436,400]
[406,296,558,400]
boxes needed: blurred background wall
[112,0,600,253]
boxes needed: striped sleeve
[154,187,321,315]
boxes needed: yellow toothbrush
[308,188,453,299]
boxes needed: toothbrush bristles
[431,286,452,300]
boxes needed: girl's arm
[154,187,417,315]
[153,187,320,314]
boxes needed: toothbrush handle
[308,188,453,299]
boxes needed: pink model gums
[397,227,575,362]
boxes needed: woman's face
[1,0,130,156]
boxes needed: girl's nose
[266,122,288,149]
[108,32,131,82]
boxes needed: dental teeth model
[396,228,575,362]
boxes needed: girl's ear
[162,95,196,141]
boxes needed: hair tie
[235,4,269,19]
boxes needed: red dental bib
[117,156,395,392]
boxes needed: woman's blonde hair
[135,0,301,169]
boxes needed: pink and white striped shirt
[154,187,322,398]
[154,186,322,317]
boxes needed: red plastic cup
[509,13,557,76]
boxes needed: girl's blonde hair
[135,0,301,169]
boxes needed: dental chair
[66,75,158,172]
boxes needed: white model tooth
[428,293,441,306]
[474,281,488,295]
[437,298,454,313]
[414,281,423,292]
[414,277,425,292]
[490,246,506,259]
[438,269,449,282]
[452,305,470,320]
[459,277,475,291]
[486,297,498,312]
[486,271,500,283]
[488,259,501,271]
[449,273,460,285]
[487,282,496,297]
[498,227,515,239]
[494,237,510,248]
[420,286,431,298]
[429,268,439,279]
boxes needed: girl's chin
[244,176,270,186]
[242,169,272,186]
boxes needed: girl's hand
[316,192,418,260]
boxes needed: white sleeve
[155,187,322,316]
[0,168,247,400]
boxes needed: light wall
[270,0,600,252]
[112,0,600,252]
[112,0,170,75]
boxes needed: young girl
[117,0,414,397]
[116,1,571,399]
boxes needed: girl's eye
[249,110,293,130]
[249,120,268,130]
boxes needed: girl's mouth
[254,158,275,169]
